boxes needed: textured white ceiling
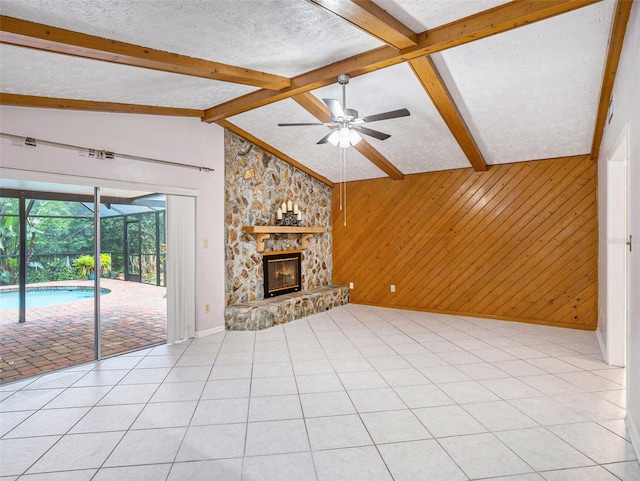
[0,0,618,181]
[0,0,383,77]
[0,44,257,109]
[433,0,616,165]
[374,0,510,32]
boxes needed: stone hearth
[225,285,349,331]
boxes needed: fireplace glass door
[263,252,301,297]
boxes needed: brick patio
[0,279,166,384]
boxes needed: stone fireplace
[224,130,333,305]
[223,131,349,331]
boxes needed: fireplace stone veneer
[225,131,331,306]
[225,285,349,331]
[224,130,338,328]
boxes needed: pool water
[0,287,111,310]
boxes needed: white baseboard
[627,414,640,461]
[195,325,225,338]
[596,328,607,363]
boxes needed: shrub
[73,253,112,278]
[100,253,112,277]
[73,255,94,278]
[27,259,76,283]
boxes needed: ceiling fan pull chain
[343,147,347,227]
[339,147,343,211]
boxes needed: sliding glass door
[99,193,167,359]
[0,182,167,384]
[0,188,96,383]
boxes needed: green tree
[0,200,19,284]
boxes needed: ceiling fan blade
[277,122,326,126]
[361,108,410,123]
[316,131,336,144]
[323,98,345,119]
[353,126,391,141]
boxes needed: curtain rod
[0,132,214,172]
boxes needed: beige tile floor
[0,304,638,480]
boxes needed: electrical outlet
[203,239,209,249]
[349,282,354,289]
[390,285,396,293]
[204,303,210,313]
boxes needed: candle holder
[276,201,302,226]
[277,211,300,226]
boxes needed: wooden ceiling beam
[309,0,418,49]
[203,0,601,122]
[590,0,633,160]
[293,92,405,180]
[216,119,335,187]
[352,140,405,181]
[409,56,488,172]
[0,15,290,90]
[291,93,334,126]
[0,93,203,117]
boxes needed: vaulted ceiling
[0,0,632,185]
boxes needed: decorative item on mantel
[276,200,303,226]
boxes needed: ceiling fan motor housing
[337,74,350,85]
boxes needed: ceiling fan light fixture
[338,127,351,148]
[348,129,362,146]
[325,127,361,148]
[327,130,340,147]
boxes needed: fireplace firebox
[263,251,302,297]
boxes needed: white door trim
[604,123,629,367]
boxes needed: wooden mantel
[243,226,325,252]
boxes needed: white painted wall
[0,106,226,334]
[597,1,640,456]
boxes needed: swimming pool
[0,287,111,310]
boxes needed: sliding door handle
[627,235,632,252]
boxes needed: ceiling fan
[278,74,410,148]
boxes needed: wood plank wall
[332,155,598,330]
